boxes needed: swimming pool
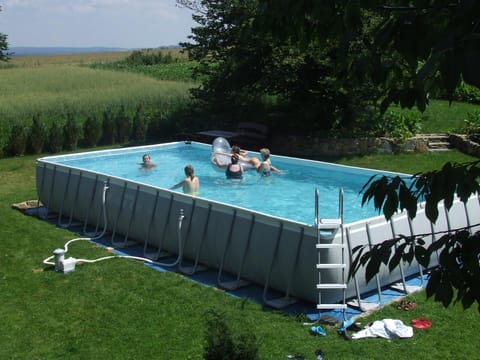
[39,141,398,224]
[36,141,480,308]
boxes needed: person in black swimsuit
[225,154,244,179]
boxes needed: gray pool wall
[35,143,480,305]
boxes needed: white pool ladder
[315,188,347,320]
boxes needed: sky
[1,0,197,48]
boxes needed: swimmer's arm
[271,165,283,174]
[214,151,231,157]
[170,179,185,190]
[237,154,250,162]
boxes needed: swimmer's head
[185,164,194,178]
[260,148,270,160]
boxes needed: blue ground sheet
[30,206,428,324]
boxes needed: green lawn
[1,149,478,360]
[391,100,480,133]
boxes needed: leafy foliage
[124,49,175,66]
[0,6,10,62]
[82,115,102,147]
[115,105,130,144]
[100,109,116,145]
[257,1,480,112]
[48,122,63,153]
[131,105,148,145]
[180,0,383,132]
[357,160,480,310]
[453,82,480,104]
[8,124,28,156]
[380,110,423,140]
[458,111,480,136]
[63,113,82,151]
[28,114,47,154]
[350,229,480,312]
[362,160,480,222]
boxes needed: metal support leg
[389,216,422,294]
[262,223,298,309]
[179,202,210,275]
[144,193,174,260]
[217,212,254,290]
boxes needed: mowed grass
[0,65,194,125]
[391,100,480,133]
[0,149,479,359]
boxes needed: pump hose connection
[43,179,187,272]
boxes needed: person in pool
[141,154,156,169]
[170,164,199,195]
[240,148,282,176]
[225,154,244,179]
[213,145,248,168]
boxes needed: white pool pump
[52,248,76,273]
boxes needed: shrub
[9,124,28,156]
[203,308,258,360]
[458,111,480,143]
[100,109,116,145]
[380,110,423,140]
[131,105,147,145]
[115,105,130,144]
[28,114,47,154]
[63,113,82,151]
[454,82,480,104]
[48,122,63,153]
[146,111,179,143]
[83,115,102,147]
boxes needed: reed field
[4,48,186,67]
[0,66,193,123]
[0,49,195,157]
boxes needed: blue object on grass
[310,325,326,336]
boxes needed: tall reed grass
[0,64,195,156]
[1,66,193,120]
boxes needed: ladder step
[316,263,346,269]
[317,283,347,289]
[317,303,347,310]
[316,243,344,249]
[317,218,342,230]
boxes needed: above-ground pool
[36,141,480,308]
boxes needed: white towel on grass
[351,319,413,339]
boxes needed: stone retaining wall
[270,134,429,157]
[449,134,480,157]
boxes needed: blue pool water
[46,142,409,225]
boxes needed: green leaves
[361,174,417,220]
[351,229,480,311]
[356,160,480,311]
[361,160,480,223]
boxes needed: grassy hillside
[392,100,480,133]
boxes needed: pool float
[211,137,254,171]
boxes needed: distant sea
[10,47,130,56]
[9,46,180,57]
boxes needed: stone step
[415,133,452,151]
